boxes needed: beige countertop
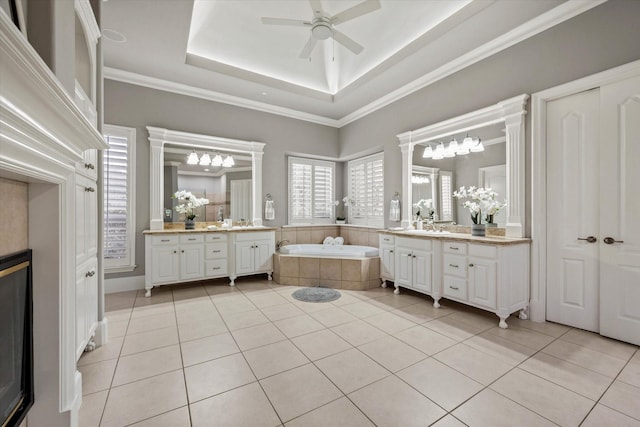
[143,227,277,235]
[378,229,530,246]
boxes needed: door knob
[603,237,624,245]
[577,236,597,243]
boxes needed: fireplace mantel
[0,10,107,426]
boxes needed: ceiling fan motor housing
[311,17,332,40]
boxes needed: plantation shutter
[288,157,335,224]
[348,153,384,227]
[440,170,453,221]
[103,134,129,263]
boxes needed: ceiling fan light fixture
[312,22,332,40]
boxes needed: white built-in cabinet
[379,234,395,285]
[145,230,274,296]
[384,233,529,328]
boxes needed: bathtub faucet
[276,240,290,250]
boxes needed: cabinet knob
[85,270,95,277]
[390,250,393,253]
[468,263,474,267]
[84,163,95,170]
[173,250,177,254]
[85,187,95,192]
[181,250,185,253]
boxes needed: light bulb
[211,154,223,167]
[222,155,235,167]
[422,145,433,158]
[433,142,445,160]
[470,138,485,152]
[187,151,199,165]
[462,134,473,149]
[199,153,211,166]
[445,138,458,158]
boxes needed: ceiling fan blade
[261,17,310,26]
[331,0,380,25]
[299,36,318,59]
[309,0,324,18]
[332,30,364,54]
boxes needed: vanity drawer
[180,234,204,244]
[205,259,228,277]
[379,235,395,245]
[396,237,432,251]
[443,275,467,300]
[151,235,178,246]
[469,243,497,259]
[205,243,227,259]
[206,233,227,243]
[444,241,467,255]
[443,254,467,278]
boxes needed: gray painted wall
[339,0,640,232]
[104,81,338,279]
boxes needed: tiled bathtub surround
[277,225,381,248]
[81,279,640,426]
[273,254,381,290]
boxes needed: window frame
[102,124,136,273]
[287,156,336,225]
[347,152,385,228]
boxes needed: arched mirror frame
[147,126,265,230]
[397,94,528,237]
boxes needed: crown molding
[104,67,341,128]
[337,0,606,127]
[105,0,604,130]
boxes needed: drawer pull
[161,239,170,242]
[212,250,221,253]
[212,267,221,270]
[449,246,459,250]
[449,285,459,290]
[211,237,221,240]
[188,238,197,241]
[85,270,95,277]
[84,163,95,170]
[85,186,95,192]
[469,263,474,267]
[449,264,459,268]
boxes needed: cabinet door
[75,269,87,361]
[254,240,273,272]
[468,257,497,309]
[85,259,98,339]
[85,181,98,258]
[75,181,87,263]
[152,246,179,283]
[395,247,413,287]
[381,246,394,278]
[235,241,255,275]
[180,244,204,280]
[412,249,432,293]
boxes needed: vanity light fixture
[445,137,458,158]
[222,155,235,167]
[422,144,433,158]
[199,152,212,166]
[211,153,223,167]
[432,142,445,160]
[187,150,199,165]
[456,134,472,155]
[470,137,485,152]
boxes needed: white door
[394,247,413,287]
[468,257,497,310]
[235,241,255,275]
[412,249,432,293]
[478,165,506,225]
[180,245,204,280]
[546,89,601,331]
[254,240,273,272]
[599,76,640,345]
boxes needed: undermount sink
[403,229,451,235]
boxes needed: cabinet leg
[84,336,96,352]
[393,284,400,295]
[497,314,509,329]
[229,277,236,287]
[433,297,441,309]
[518,308,529,320]
[381,279,387,288]
[144,288,152,297]
[267,272,273,281]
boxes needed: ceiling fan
[261,0,381,59]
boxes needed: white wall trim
[530,59,640,323]
[105,275,145,293]
[104,67,340,128]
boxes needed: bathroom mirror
[397,94,528,237]
[411,166,438,219]
[147,127,265,230]
[412,123,507,226]
[163,144,253,223]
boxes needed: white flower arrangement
[453,186,506,224]
[413,198,434,220]
[173,190,209,220]
[333,196,353,220]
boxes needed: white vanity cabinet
[230,231,275,285]
[394,237,440,307]
[205,233,228,278]
[75,258,98,360]
[379,234,395,286]
[178,234,205,280]
[441,240,529,328]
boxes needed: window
[103,125,136,272]
[288,157,335,224]
[348,152,384,227]
[439,170,453,221]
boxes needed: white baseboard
[105,275,145,293]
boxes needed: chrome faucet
[276,240,290,250]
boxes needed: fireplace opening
[0,250,33,427]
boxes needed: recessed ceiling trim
[336,0,607,127]
[103,67,340,127]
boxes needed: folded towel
[323,236,335,245]
[333,236,344,245]
[265,200,275,220]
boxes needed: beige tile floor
[79,278,640,427]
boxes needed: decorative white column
[252,150,263,226]
[148,138,164,230]
[500,95,528,238]
[399,141,414,229]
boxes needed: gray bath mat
[292,287,341,303]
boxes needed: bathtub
[279,244,379,258]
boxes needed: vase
[486,222,497,228]
[185,219,195,230]
[336,219,346,224]
[471,223,486,236]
